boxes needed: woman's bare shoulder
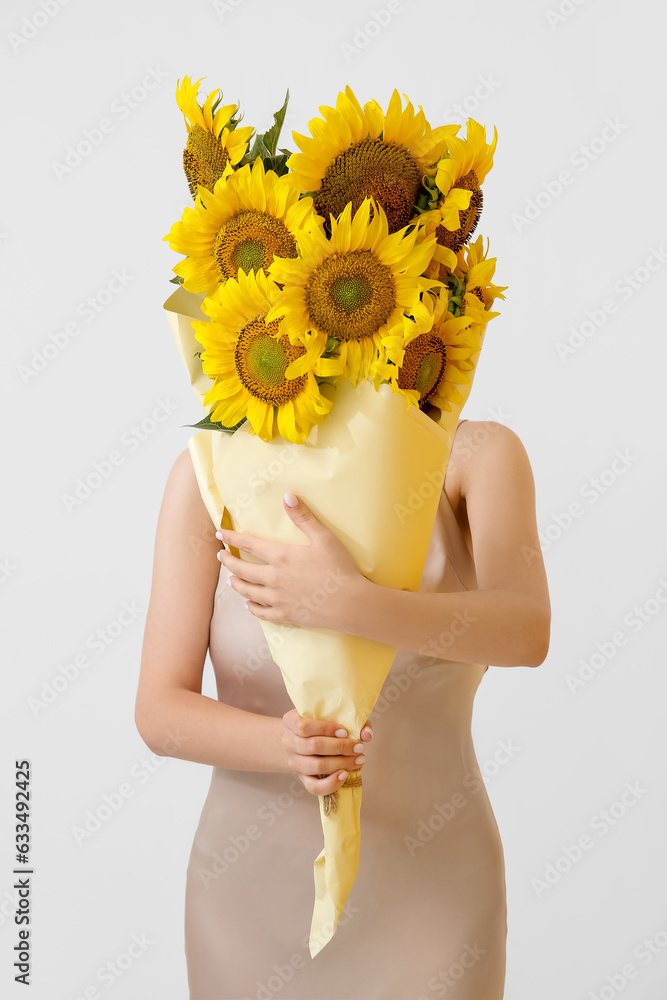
[445,420,531,523]
[157,447,218,556]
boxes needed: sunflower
[191,269,338,444]
[164,158,322,294]
[176,75,255,199]
[419,119,498,270]
[370,286,482,413]
[265,197,439,389]
[287,86,457,234]
[446,235,507,331]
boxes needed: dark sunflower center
[234,316,307,405]
[468,286,485,304]
[183,124,231,200]
[436,169,483,256]
[330,274,372,312]
[213,211,297,281]
[304,250,395,340]
[230,238,266,273]
[397,333,447,405]
[315,138,422,234]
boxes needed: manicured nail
[353,743,364,753]
[354,755,366,765]
[215,530,224,540]
[217,551,223,561]
[334,728,347,738]
[362,726,373,739]
[284,492,299,507]
[337,771,348,781]
[244,602,248,609]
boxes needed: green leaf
[169,274,185,284]
[183,414,247,433]
[263,152,291,176]
[260,90,290,156]
[241,91,292,173]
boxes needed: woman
[135,415,551,1000]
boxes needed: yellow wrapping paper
[164,286,485,957]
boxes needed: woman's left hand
[216,492,365,629]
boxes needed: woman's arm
[134,449,287,768]
[134,449,369,791]
[340,421,551,667]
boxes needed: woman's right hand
[281,708,373,796]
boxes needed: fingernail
[244,602,248,609]
[353,743,364,753]
[362,726,373,739]
[354,754,366,765]
[215,530,224,540]
[335,728,347,738]
[283,492,299,507]
[337,771,348,781]
[217,551,223,561]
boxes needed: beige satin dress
[184,442,508,999]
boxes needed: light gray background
[2,0,666,997]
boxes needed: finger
[283,712,352,741]
[245,601,292,624]
[219,527,279,563]
[296,734,366,758]
[218,548,271,584]
[300,771,351,797]
[298,752,365,777]
[229,577,273,606]
[282,493,329,542]
[360,721,374,742]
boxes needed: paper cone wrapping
[164,287,485,956]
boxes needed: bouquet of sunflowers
[163,76,506,957]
